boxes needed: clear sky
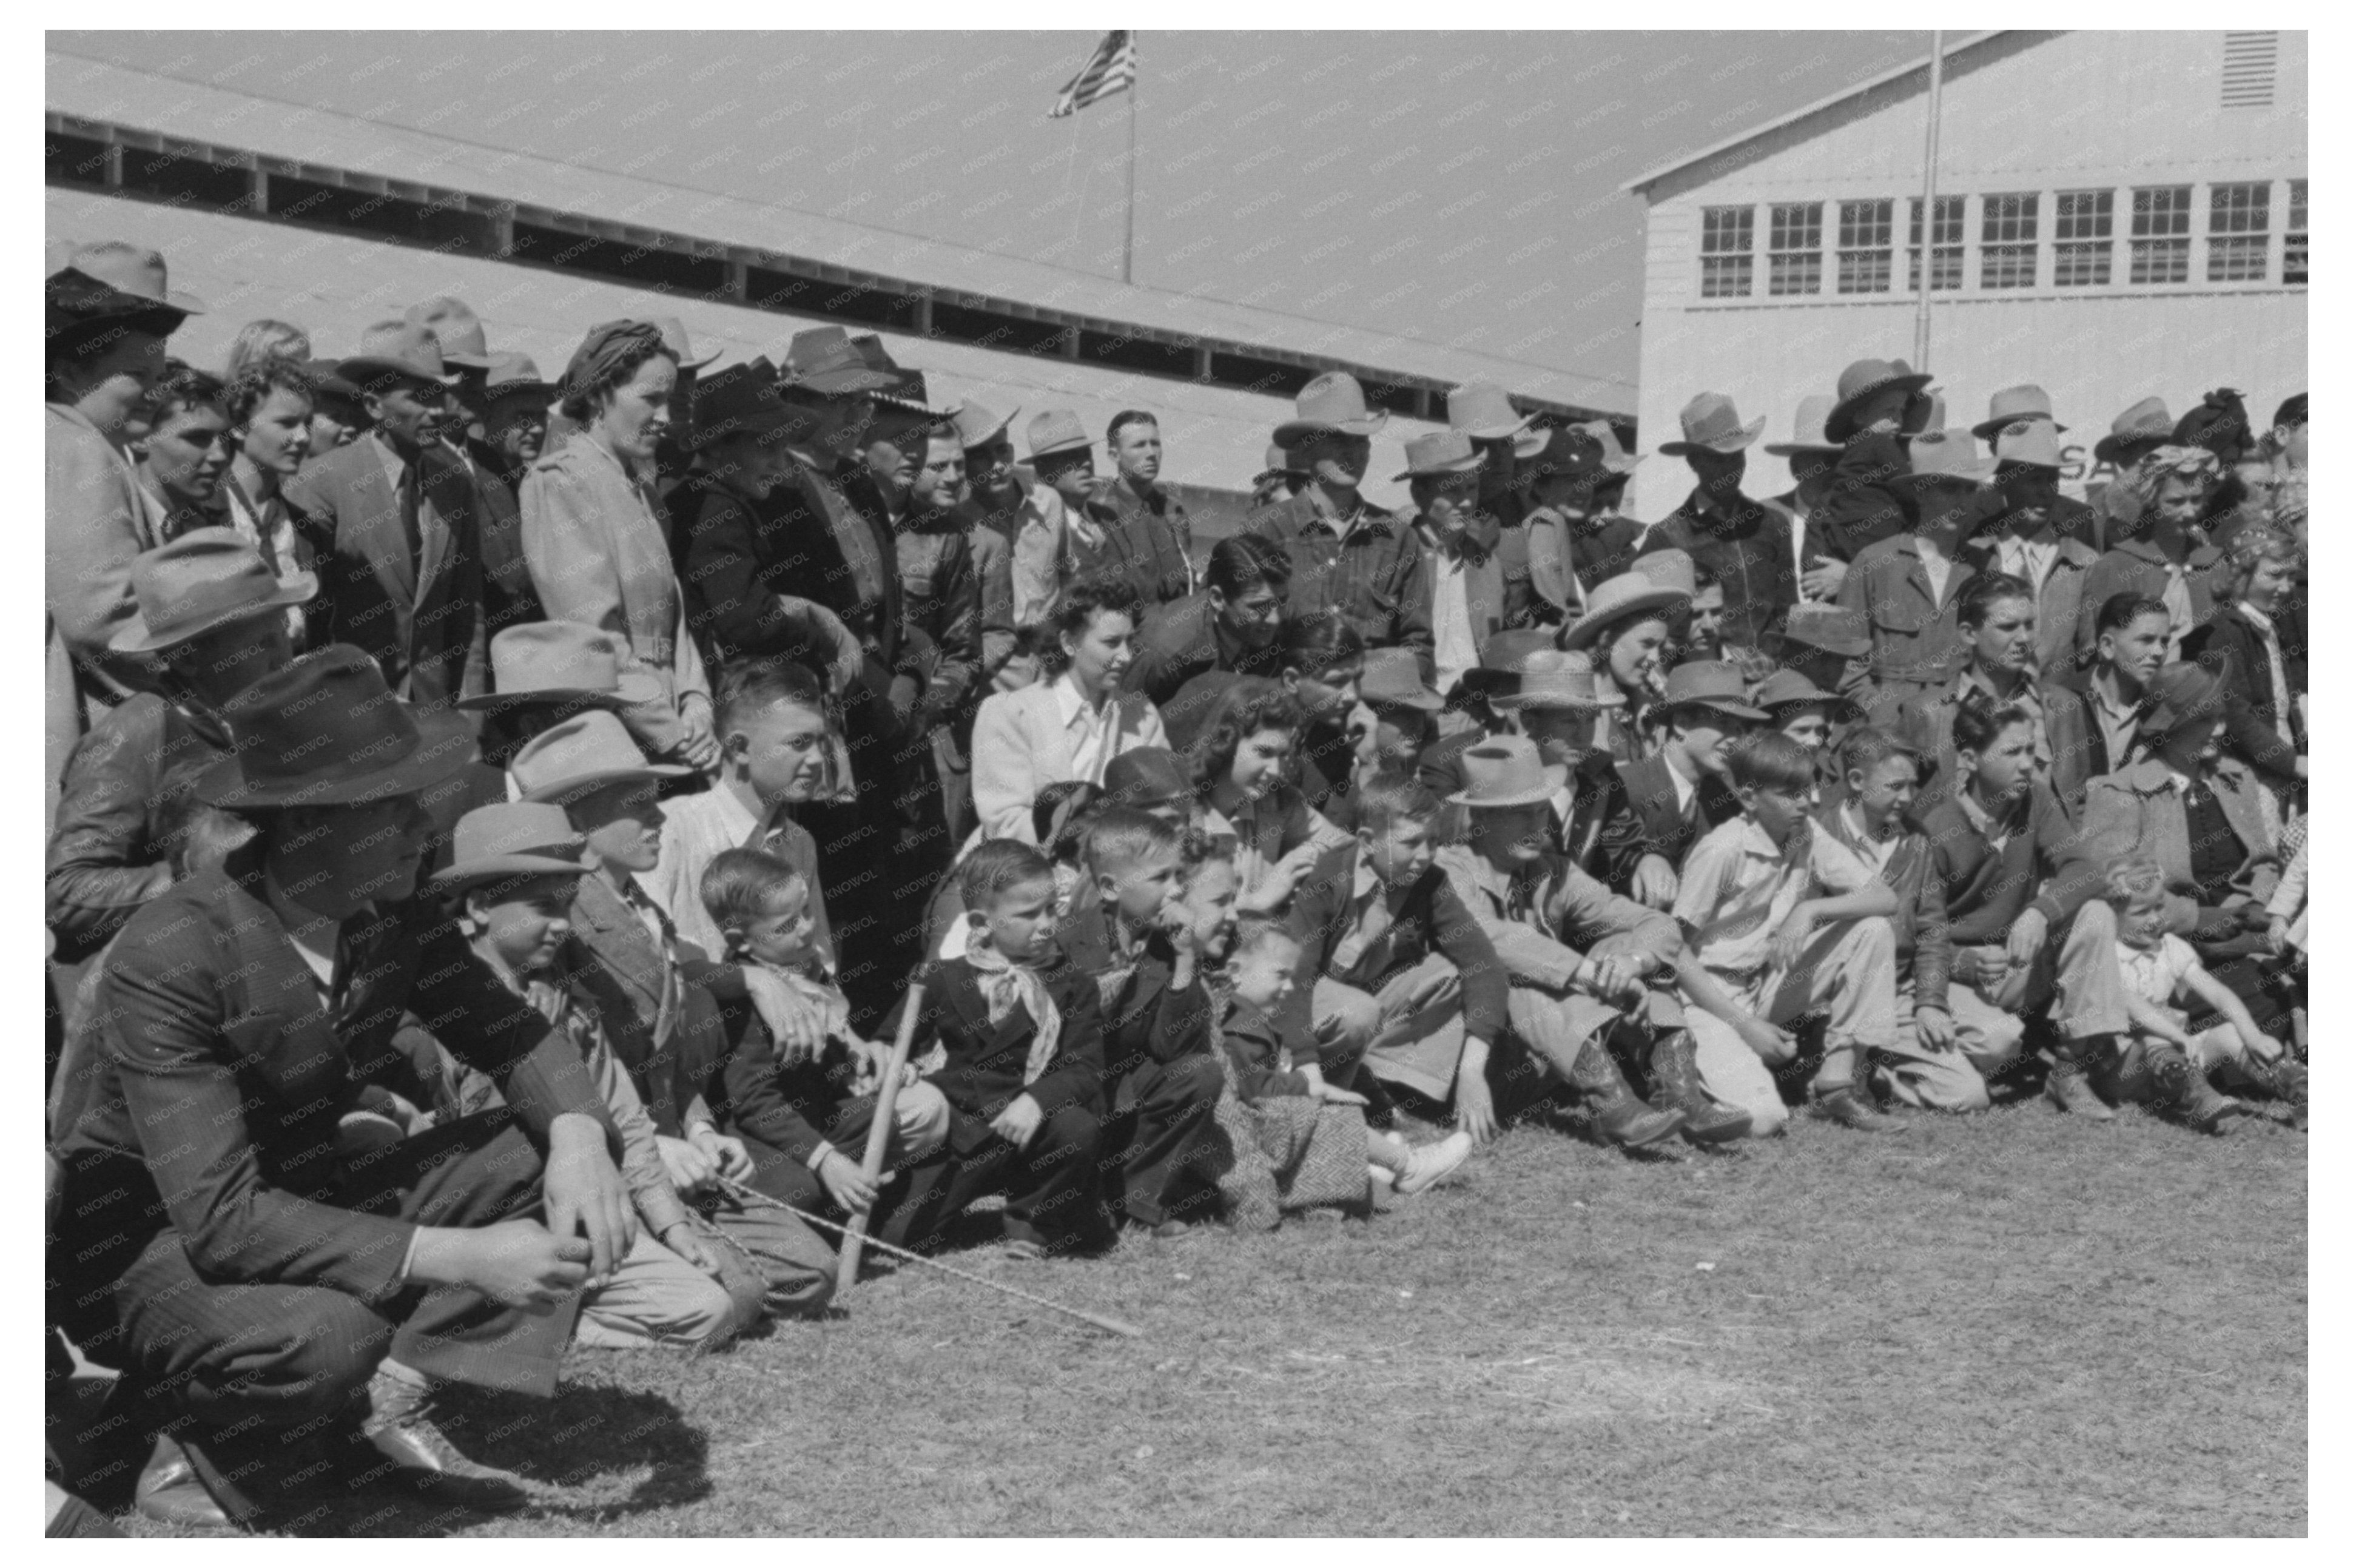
[52,29,1923,392]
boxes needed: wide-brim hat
[1629,547,1696,599]
[1447,382,1546,459]
[454,622,666,715]
[1394,428,1486,481]
[481,351,556,401]
[1358,646,1441,712]
[50,243,207,322]
[850,336,935,416]
[1273,371,1387,444]
[1027,408,1094,462]
[951,400,1018,451]
[110,527,317,653]
[1658,659,1769,722]
[1970,383,2066,443]
[1825,357,1934,443]
[511,710,693,803]
[1101,745,1191,809]
[1895,431,1996,491]
[197,644,476,809]
[430,803,590,891]
[1252,442,1304,483]
[1493,649,1626,712]
[300,358,369,404]
[778,325,903,396]
[2141,662,2227,739]
[685,357,795,452]
[339,322,461,390]
[1992,419,2064,471]
[1752,668,1863,724]
[1657,392,1765,456]
[405,295,493,368]
[1447,735,1569,810]
[1776,604,1871,659]
[1764,394,1842,457]
[1560,572,1692,651]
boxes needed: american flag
[1047,30,1136,118]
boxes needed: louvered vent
[2222,32,2279,109]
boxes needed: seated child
[1283,773,1510,1143]
[436,803,758,1350]
[1671,731,1905,1136]
[883,840,1117,1260]
[2089,860,2306,1132]
[1058,808,1228,1236]
[697,847,954,1226]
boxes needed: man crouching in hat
[48,645,636,1529]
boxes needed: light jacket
[970,675,1168,843]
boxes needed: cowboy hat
[430,803,589,892]
[110,528,317,654]
[480,351,555,401]
[1657,660,1769,721]
[300,358,368,405]
[1763,394,1842,457]
[197,644,474,809]
[2093,397,2174,464]
[650,315,722,372]
[1358,647,1441,712]
[1993,420,2064,471]
[1026,408,1094,461]
[1560,571,1692,651]
[1751,668,1864,724]
[454,622,665,715]
[1629,547,1696,599]
[1273,371,1387,444]
[1495,650,1626,712]
[1656,392,1765,456]
[338,321,461,391]
[1776,604,1871,659]
[1447,734,1568,810]
[1251,442,1304,484]
[778,326,902,396]
[1970,384,2065,444]
[1894,430,1996,491]
[1447,382,1545,459]
[404,295,494,369]
[511,710,693,803]
[687,358,794,451]
[1393,428,1486,482]
[1824,357,1934,443]
[951,400,1018,451]
[851,335,934,414]
[49,241,207,323]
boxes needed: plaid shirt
[1246,489,1432,662]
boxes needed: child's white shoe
[1395,1131,1473,1196]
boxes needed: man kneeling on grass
[1670,731,1905,1136]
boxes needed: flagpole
[1913,29,1945,372]
[1122,32,1139,286]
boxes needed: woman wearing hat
[521,320,716,770]
[1558,569,1691,763]
[2075,446,2233,666]
[49,645,635,1527]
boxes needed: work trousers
[1096,1052,1228,1228]
[1313,954,1468,1102]
[574,1228,749,1350]
[1681,917,1898,1137]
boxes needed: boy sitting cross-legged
[881,841,1118,1260]
[1671,730,1905,1136]
[1057,807,1228,1237]
[696,847,956,1235]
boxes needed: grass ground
[111,1092,2305,1538]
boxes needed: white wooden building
[1621,30,2306,515]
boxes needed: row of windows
[1698,181,2307,298]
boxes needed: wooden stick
[835,980,924,1288]
[719,1175,1142,1339]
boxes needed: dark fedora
[2141,662,2227,740]
[338,322,461,392]
[778,326,901,397]
[1825,357,1933,443]
[405,295,494,369]
[112,528,316,654]
[1102,746,1192,810]
[688,358,795,449]
[198,644,475,809]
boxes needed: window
[1907,195,1964,291]
[2131,185,2192,283]
[1768,201,1822,295]
[2285,179,2307,284]
[1700,205,1754,298]
[1836,198,1894,294]
[2053,189,2114,286]
[2208,181,2269,281]
[1981,193,2038,288]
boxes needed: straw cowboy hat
[1393,428,1486,482]
[510,710,693,803]
[1970,384,2066,443]
[1273,371,1387,444]
[455,622,665,715]
[778,326,903,397]
[405,296,494,369]
[431,803,589,892]
[1751,668,1863,725]
[1493,650,1625,712]
[110,528,316,654]
[1447,733,1568,809]
[1993,420,2064,471]
[47,241,207,328]
[1655,392,1765,456]
[1026,408,1094,461]
[951,400,1019,450]
[1560,571,1692,651]
[1629,547,1697,599]
[2092,397,2175,465]
[1824,357,1934,443]
[1895,430,1996,492]
[196,644,475,809]
[1447,382,1546,459]
[1657,660,1768,722]
[338,321,462,391]
[1763,394,1841,458]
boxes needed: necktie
[399,461,425,576]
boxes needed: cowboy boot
[1810,1045,1907,1132]
[2044,1043,2116,1121]
[2246,1055,2309,1131]
[1567,1035,1686,1150]
[2146,1047,2250,1135]
[1645,1029,1753,1145]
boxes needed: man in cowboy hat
[1249,442,1307,510]
[283,321,488,712]
[46,243,206,799]
[1446,382,1545,607]
[1962,420,2101,673]
[2085,395,2175,552]
[1520,423,1645,621]
[1817,356,1936,564]
[947,400,1024,683]
[1484,648,1653,890]
[1837,431,1994,726]
[1603,660,1763,909]
[1081,409,1196,608]
[1416,628,1552,843]
[1398,429,1518,708]
[1248,371,1433,671]
[1435,735,1724,1151]
[1762,393,1851,602]
[49,645,635,1529]
[1647,391,1807,674]
[1008,408,1108,624]
[467,349,558,639]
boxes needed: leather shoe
[362,1373,531,1509]
[2044,1060,2116,1120]
[1811,1084,1907,1133]
[134,1436,233,1530]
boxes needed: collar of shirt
[1663,751,1698,812]
[1732,812,1806,867]
[1954,787,1998,840]
[2087,673,2138,723]
[2238,601,2277,634]
[1836,800,1899,870]
[2161,765,2195,795]
[1303,487,1383,541]
[368,428,412,488]
[263,869,345,993]
[1958,665,2039,713]
[1052,670,1112,730]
